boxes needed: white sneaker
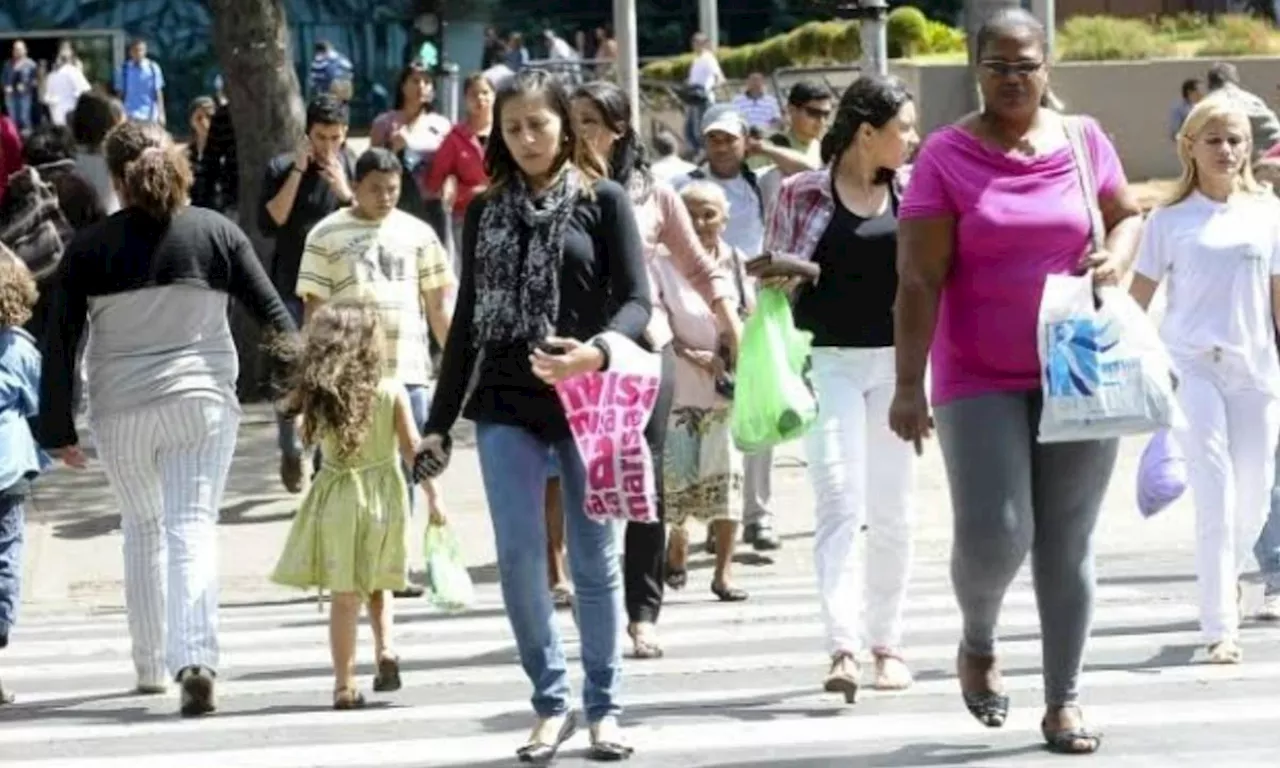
[1257,592,1280,621]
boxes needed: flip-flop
[628,624,664,660]
[333,687,367,710]
[516,710,579,764]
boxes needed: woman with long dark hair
[891,9,1142,753]
[571,79,743,659]
[370,64,451,237]
[37,121,295,717]
[767,74,920,702]
[419,69,650,761]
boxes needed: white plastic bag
[1037,274,1177,443]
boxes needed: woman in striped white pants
[38,121,296,717]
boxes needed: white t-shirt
[44,63,91,126]
[686,50,723,102]
[1135,190,1280,393]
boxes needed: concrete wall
[890,57,1280,181]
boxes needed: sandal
[957,648,1009,728]
[0,679,13,705]
[1041,708,1102,755]
[333,687,367,710]
[711,581,748,602]
[627,623,664,659]
[588,716,634,761]
[822,652,859,704]
[516,710,578,764]
[1207,639,1243,665]
[373,654,402,692]
[664,568,687,590]
[872,649,914,691]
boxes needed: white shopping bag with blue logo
[1036,274,1177,443]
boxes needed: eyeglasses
[979,60,1045,78]
[801,105,832,121]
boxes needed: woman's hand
[887,383,934,456]
[1080,250,1124,287]
[414,433,451,481]
[760,275,805,295]
[54,445,88,469]
[530,337,604,385]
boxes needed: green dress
[272,380,408,596]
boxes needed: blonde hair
[678,180,730,215]
[1169,95,1267,206]
[0,247,37,329]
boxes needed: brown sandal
[333,687,367,710]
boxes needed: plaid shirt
[765,165,911,262]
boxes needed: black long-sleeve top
[425,178,652,442]
[38,206,296,449]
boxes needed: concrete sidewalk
[20,403,1202,615]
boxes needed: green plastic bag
[730,287,818,452]
[424,523,474,611]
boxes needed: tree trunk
[209,0,305,400]
[964,0,1025,110]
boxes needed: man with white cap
[674,104,780,553]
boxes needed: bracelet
[589,337,612,372]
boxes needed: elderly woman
[889,9,1143,755]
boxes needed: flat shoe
[373,654,402,692]
[1041,716,1101,754]
[517,710,578,764]
[588,717,634,761]
[333,687,367,710]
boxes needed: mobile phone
[536,338,568,356]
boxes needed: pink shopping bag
[554,333,661,523]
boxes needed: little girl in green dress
[271,301,425,710]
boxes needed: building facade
[0,0,447,129]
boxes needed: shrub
[922,19,967,55]
[1197,14,1275,57]
[1056,16,1173,61]
[640,20,861,81]
[1153,12,1212,41]
[887,6,930,58]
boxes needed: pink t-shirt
[899,117,1126,405]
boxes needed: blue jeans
[1258,446,1280,594]
[0,488,25,644]
[684,101,708,155]
[5,92,32,133]
[475,421,622,723]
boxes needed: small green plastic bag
[730,287,818,452]
[424,523,474,611]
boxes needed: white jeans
[94,397,240,683]
[1175,358,1280,643]
[804,347,915,656]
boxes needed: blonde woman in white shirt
[1130,96,1280,665]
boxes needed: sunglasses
[980,60,1045,77]
[800,105,832,121]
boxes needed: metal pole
[1029,0,1055,57]
[613,0,641,133]
[854,0,889,77]
[440,61,460,124]
[698,0,720,49]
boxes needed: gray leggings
[935,390,1118,707]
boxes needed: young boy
[0,246,42,704]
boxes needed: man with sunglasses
[746,80,832,175]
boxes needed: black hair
[70,91,123,149]
[485,69,603,193]
[572,80,651,193]
[1181,78,1202,100]
[788,80,832,108]
[975,9,1060,110]
[652,129,680,158]
[820,75,912,184]
[314,41,331,54]
[1206,62,1239,91]
[306,93,349,131]
[354,147,402,182]
[22,124,76,166]
[392,64,433,112]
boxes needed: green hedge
[1058,14,1275,61]
[640,11,965,82]
[1056,16,1174,61]
[1196,15,1275,57]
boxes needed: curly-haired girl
[0,248,41,705]
[271,300,424,710]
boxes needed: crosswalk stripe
[2,695,1276,768]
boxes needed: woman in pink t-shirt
[890,9,1142,756]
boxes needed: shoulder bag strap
[1064,115,1106,254]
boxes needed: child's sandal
[333,687,366,710]
[373,654,402,692]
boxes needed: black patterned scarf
[473,166,582,348]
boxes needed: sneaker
[177,666,216,717]
[1258,591,1280,621]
